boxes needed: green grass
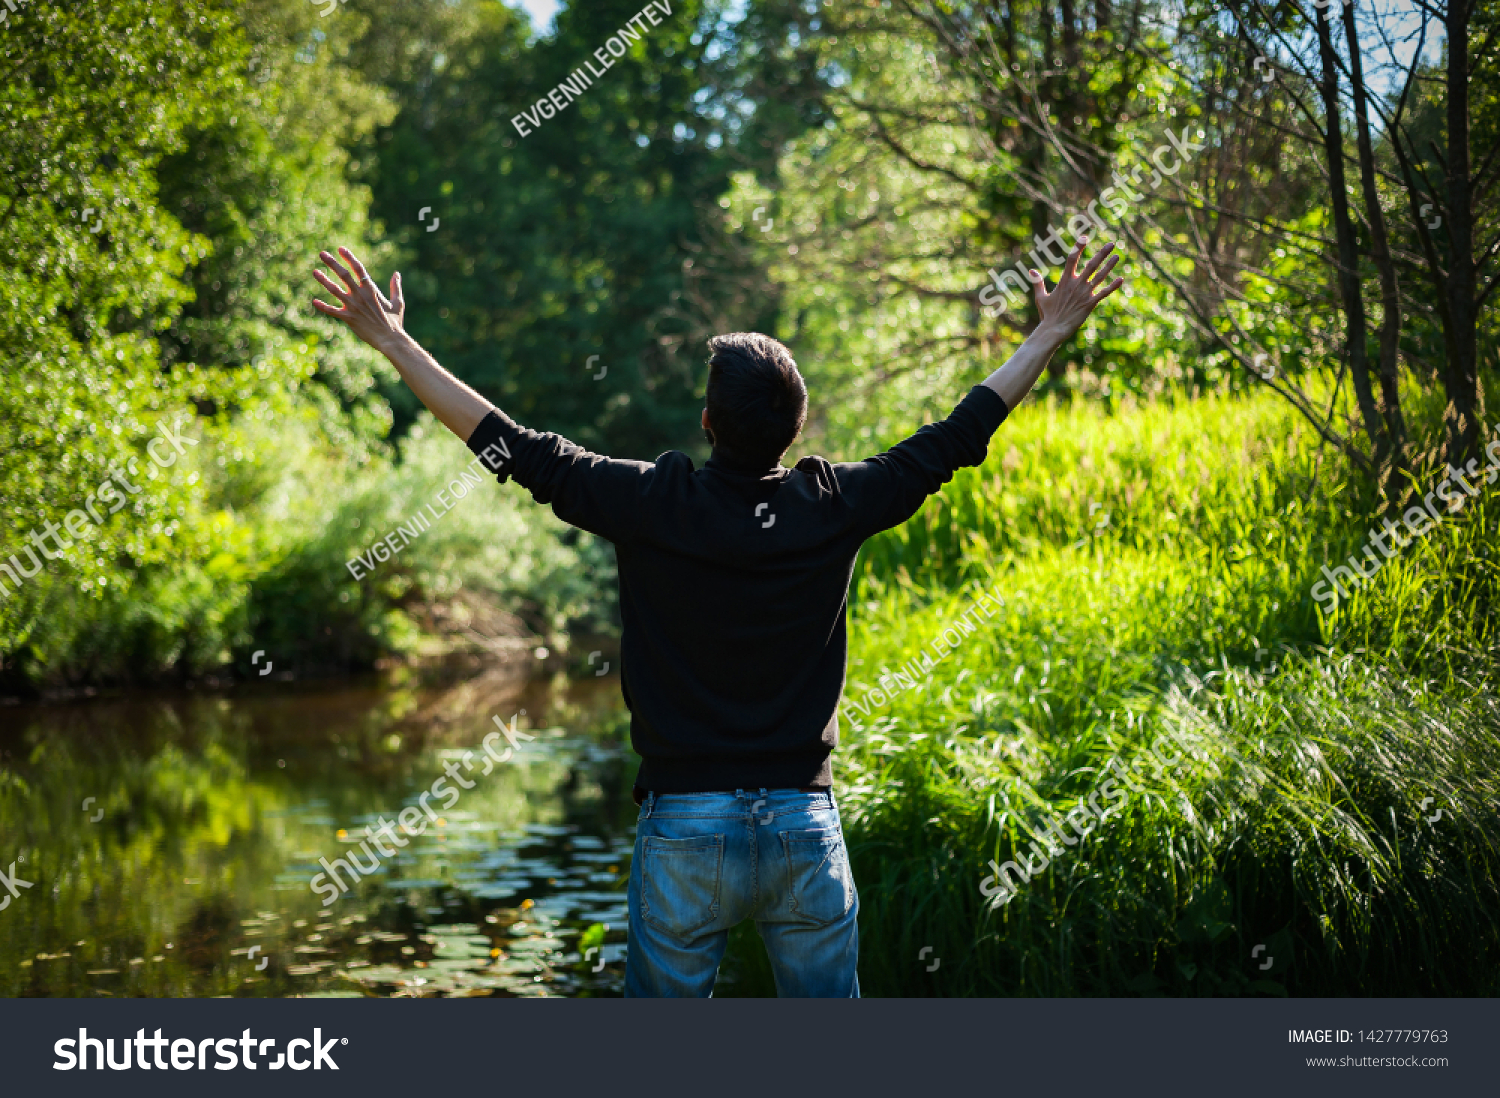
[724,383,1500,996]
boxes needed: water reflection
[0,664,640,997]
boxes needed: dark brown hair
[705,332,807,468]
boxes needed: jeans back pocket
[641,833,725,938]
[781,827,855,926]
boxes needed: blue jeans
[625,788,860,997]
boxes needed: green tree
[155,0,401,453]
[0,0,407,689]
[351,0,804,458]
[0,0,243,684]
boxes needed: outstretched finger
[1090,276,1125,302]
[1087,253,1121,287]
[339,247,372,286]
[311,298,347,317]
[1027,267,1049,299]
[1066,238,1088,278]
[320,249,356,291]
[1081,242,1116,281]
[390,271,404,311]
[313,270,349,300]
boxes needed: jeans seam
[749,812,758,910]
[649,799,741,818]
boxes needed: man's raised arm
[834,238,1124,537]
[311,246,494,442]
[981,239,1123,409]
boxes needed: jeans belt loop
[643,791,654,819]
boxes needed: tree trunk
[1316,6,1386,459]
[1443,0,1480,465]
[1342,2,1405,484]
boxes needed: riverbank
[9,381,1500,997]
[0,413,619,700]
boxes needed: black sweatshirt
[466,384,1010,793]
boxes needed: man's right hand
[980,239,1125,410]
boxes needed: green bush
[244,414,615,676]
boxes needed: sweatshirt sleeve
[466,408,655,545]
[833,385,1009,538]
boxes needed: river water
[0,664,709,998]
